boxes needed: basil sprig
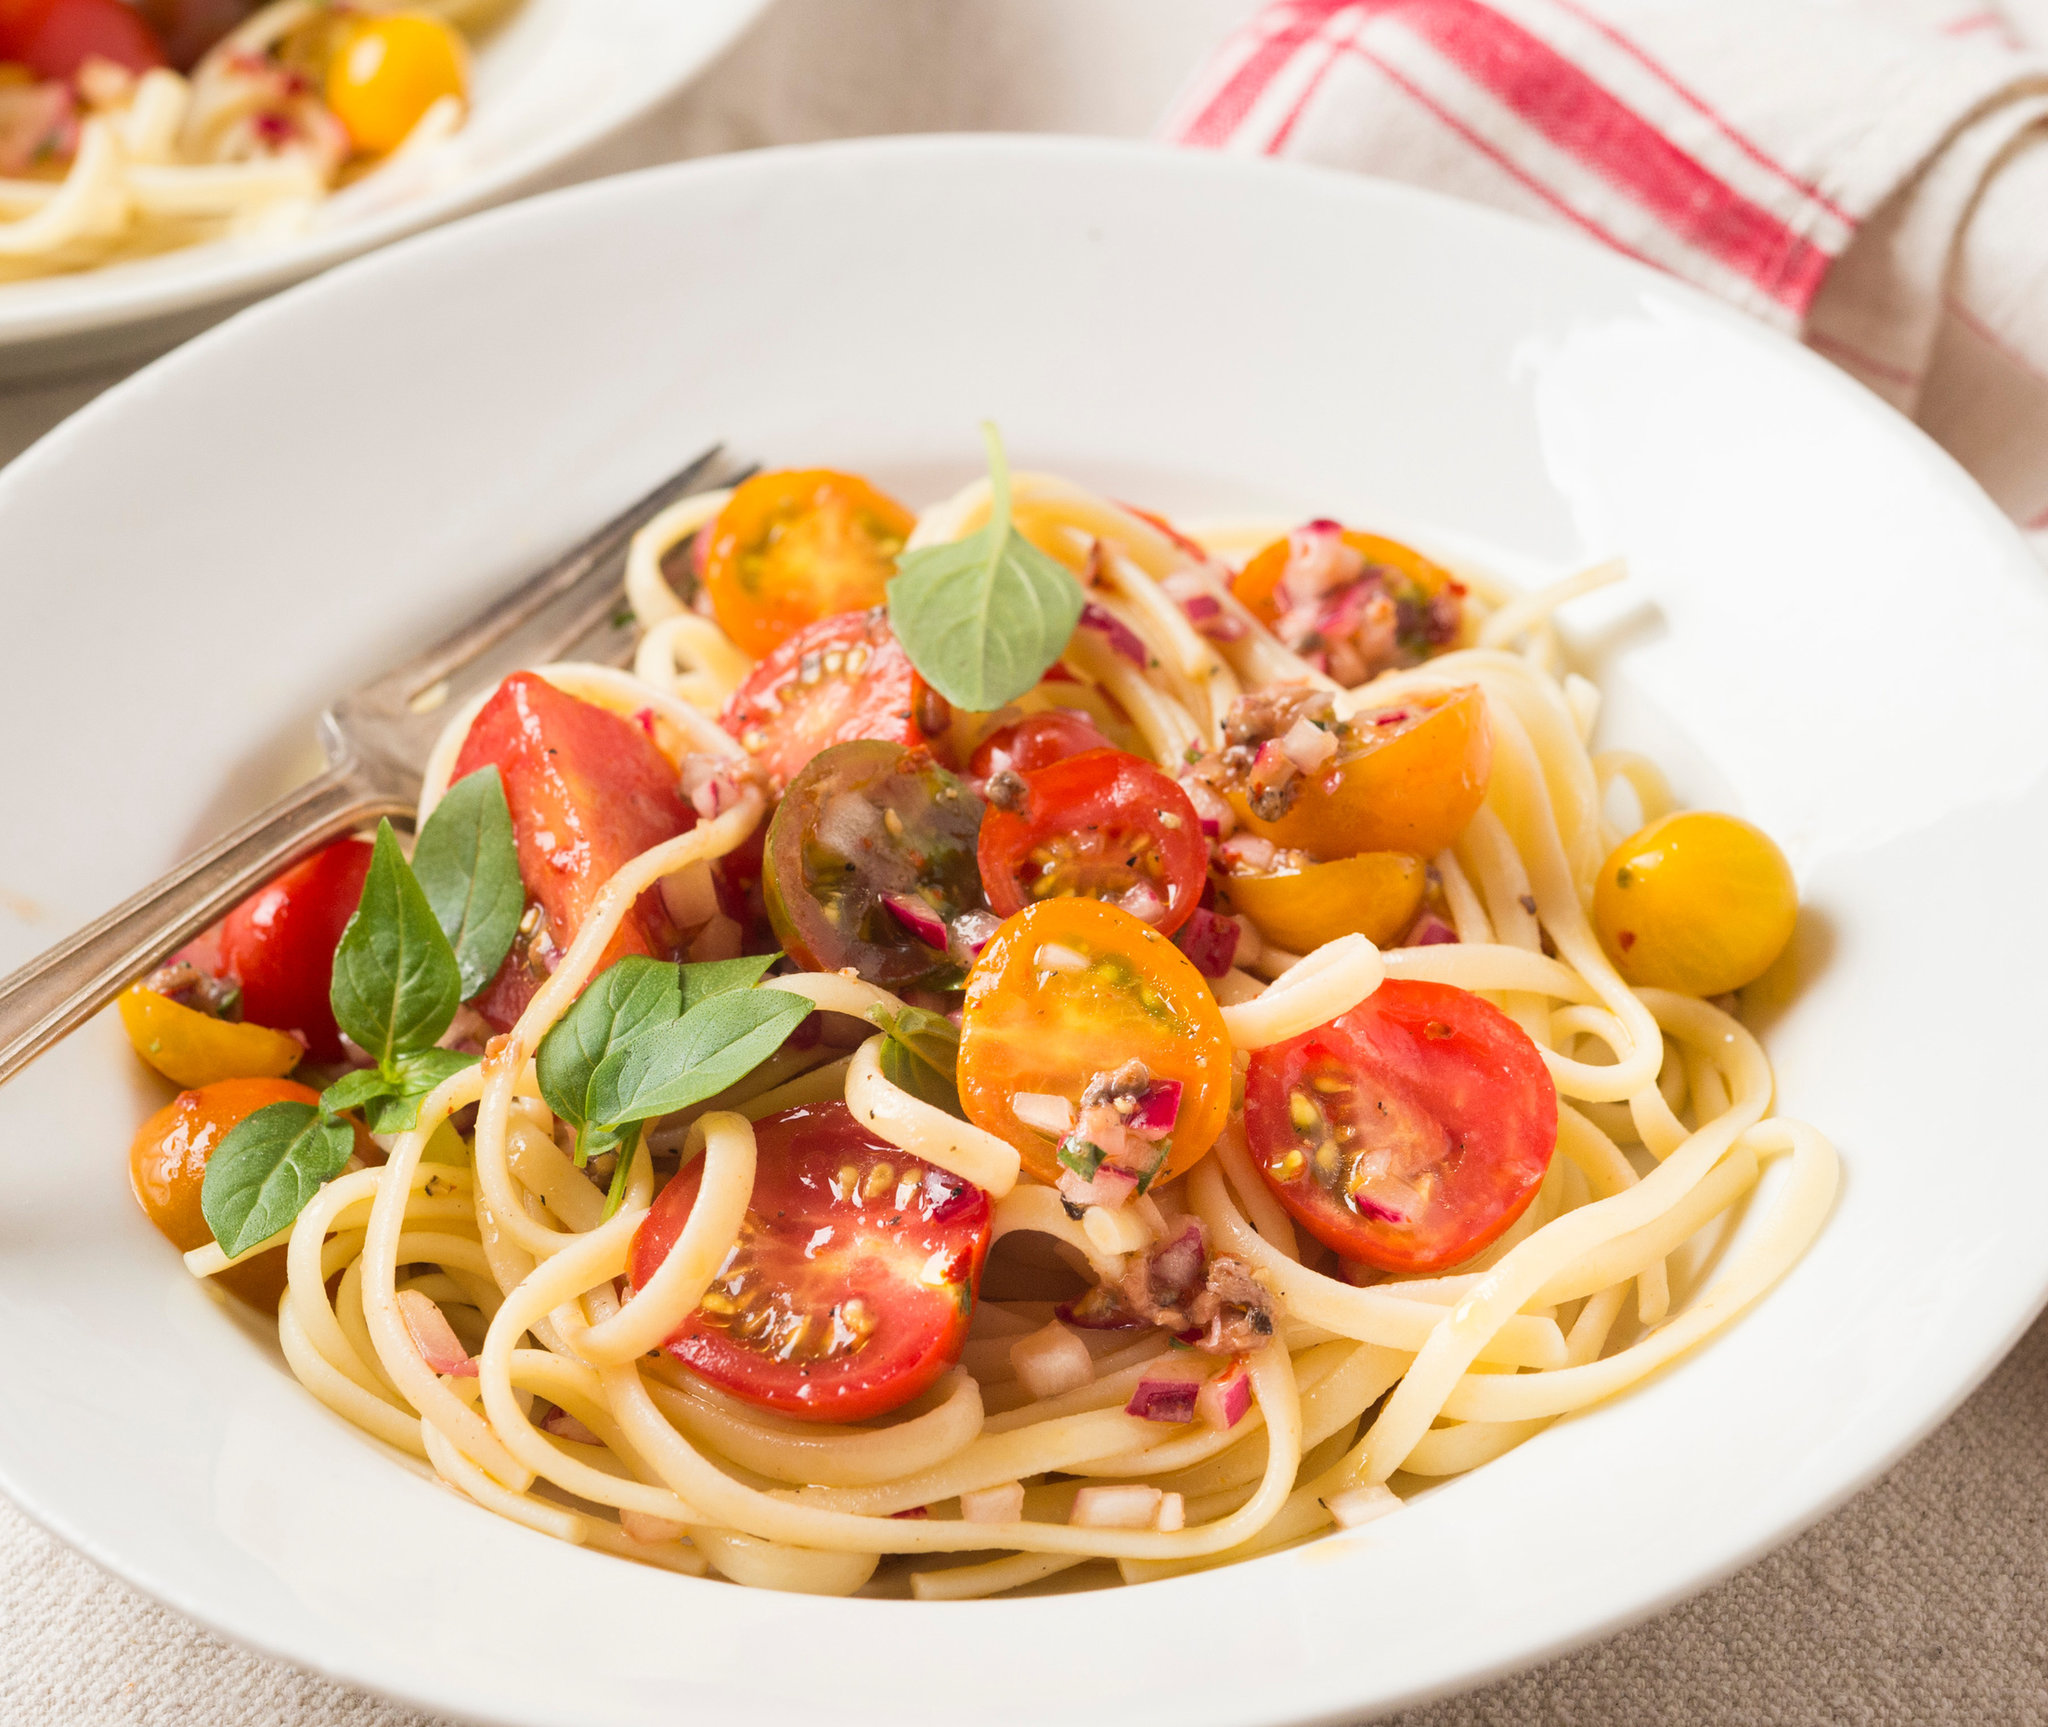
[200,774,524,1256]
[885,424,1085,711]
[200,1102,357,1260]
[867,1004,965,1120]
[537,952,812,1219]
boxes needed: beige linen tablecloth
[6,3,2046,1721]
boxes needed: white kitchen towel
[1162,0,2048,545]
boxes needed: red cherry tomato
[132,0,255,70]
[629,1101,991,1422]
[977,748,1208,937]
[177,838,372,1063]
[719,609,948,792]
[0,0,166,76]
[453,673,694,1030]
[968,708,1109,782]
[1245,979,1557,1274]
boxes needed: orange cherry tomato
[1234,528,1453,629]
[129,1077,319,1312]
[117,983,302,1088]
[978,748,1209,938]
[701,470,917,660]
[629,1101,990,1422]
[325,12,467,158]
[958,898,1231,1188]
[1246,980,1556,1274]
[1223,853,1426,954]
[1227,685,1492,859]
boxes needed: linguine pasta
[175,467,1837,1599]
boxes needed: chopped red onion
[1149,1221,1208,1306]
[1079,601,1149,669]
[1218,834,1276,874]
[1011,1321,1095,1398]
[889,1506,930,1520]
[1197,1360,1253,1430]
[395,1289,475,1379]
[1353,1193,1408,1224]
[1172,907,1240,978]
[1127,1079,1183,1136]
[947,907,1003,962]
[882,891,948,949]
[1069,1484,1165,1530]
[1118,879,1168,924]
[1126,1375,1201,1424]
[1057,1162,1139,1211]
[540,1406,602,1446]
[1404,913,1458,948]
[1282,521,1366,603]
[1011,1091,1075,1136]
[1178,775,1234,840]
[960,1482,1025,1524]
[1162,571,1250,643]
[1280,716,1337,774]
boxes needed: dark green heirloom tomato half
[763,740,988,989]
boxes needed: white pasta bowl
[0,136,2043,1726]
[0,0,769,373]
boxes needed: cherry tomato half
[629,1101,990,1422]
[968,708,1110,783]
[978,748,1207,937]
[1223,852,1426,954]
[454,673,694,1030]
[763,740,986,989]
[177,837,373,1064]
[720,609,948,793]
[134,0,257,70]
[701,471,916,660]
[1246,979,1556,1274]
[129,1077,318,1312]
[117,983,302,1088]
[1227,685,1492,860]
[0,0,166,78]
[958,898,1232,1188]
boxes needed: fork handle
[0,764,415,1089]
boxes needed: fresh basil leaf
[320,1067,400,1117]
[329,821,464,1066]
[200,1101,356,1259]
[678,951,782,1013]
[586,988,812,1127]
[867,1004,966,1120]
[535,955,683,1137]
[886,423,1085,710]
[412,767,524,1000]
[360,1048,481,1133]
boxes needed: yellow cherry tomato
[1593,811,1797,996]
[118,983,303,1088]
[325,12,467,158]
[1223,852,1426,954]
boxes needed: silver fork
[0,444,752,1088]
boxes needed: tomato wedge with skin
[720,609,949,793]
[978,747,1207,938]
[958,898,1232,1188]
[700,470,917,660]
[629,1102,991,1422]
[1245,979,1557,1274]
[454,673,694,1029]
[968,708,1110,783]
[176,837,373,1063]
